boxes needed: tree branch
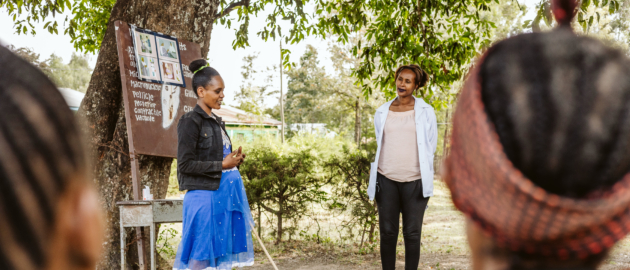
[259,203,280,215]
[215,0,250,20]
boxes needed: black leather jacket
[177,104,231,191]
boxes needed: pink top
[377,110,422,182]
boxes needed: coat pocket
[198,127,213,149]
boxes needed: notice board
[114,21,201,157]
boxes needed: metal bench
[116,200,183,270]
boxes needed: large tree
[2,0,309,268]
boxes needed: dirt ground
[246,250,630,270]
[162,181,630,270]
[243,181,630,270]
[248,252,471,270]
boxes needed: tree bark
[77,0,221,268]
[276,199,283,244]
[368,200,377,243]
[354,96,361,145]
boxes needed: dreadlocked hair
[480,26,630,198]
[190,59,221,97]
[395,64,429,95]
[0,45,87,269]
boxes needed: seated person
[444,0,630,269]
[0,45,103,270]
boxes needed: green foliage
[325,146,378,246]
[575,0,630,53]
[481,0,528,42]
[156,227,179,258]
[284,45,336,124]
[3,0,622,103]
[1,0,71,35]
[46,53,93,92]
[524,0,622,33]
[281,43,385,142]
[1,0,115,53]
[315,0,497,100]
[7,45,52,75]
[8,45,93,92]
[66,0,116,53]
[220,0,318,63]
[233,53,279,119]
[238,134,340,242]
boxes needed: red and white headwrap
[443,52,630,259]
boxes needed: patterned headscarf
[443,58,630,260]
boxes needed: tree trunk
[359,219,366,248]
[354,96,361,145]
[368,220,376,243]
[368,200,377,243]
[77,0,220,268]
[443,109,450,158]
[276,200,283,244]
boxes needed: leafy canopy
[8,45,93,92]
[1,0,115,53]
[523,0,623,32]
[2,0,614,103]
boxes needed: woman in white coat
[368,64,438,270]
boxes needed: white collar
[376,96,431,113]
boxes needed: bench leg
[120,220,126,270]
[150,223,156,270]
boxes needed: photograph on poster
[160,60,184,84]
[161,85,181,128]
[139,56,160,80]
[157,37,179,61]
[133,30,157,58]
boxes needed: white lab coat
[367,96,438,200]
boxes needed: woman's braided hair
[0,45,87,269]
[480,5,630,198]
[395,64,429,96]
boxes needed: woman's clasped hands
[222,146,246,169]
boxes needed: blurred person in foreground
[0,45,104,270]
[444,0,630,269]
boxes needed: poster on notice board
[130,25,185,87]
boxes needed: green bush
[237,134,349,243]
[326,146,378,247]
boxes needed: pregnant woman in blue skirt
[173,59,255,270]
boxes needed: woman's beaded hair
[190,59,221,97]
[0,45,87,269]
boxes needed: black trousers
[375,173,430,270]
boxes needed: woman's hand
[222,149,243,169]
[238,153,246,166]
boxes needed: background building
[56,88,282,140]
[207,105,282,141]
[58,87,85,112]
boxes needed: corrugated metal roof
[57,88,85,108]
[214,105,282,126]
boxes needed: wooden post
[116,21,147,270]
[129,154,147,270]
